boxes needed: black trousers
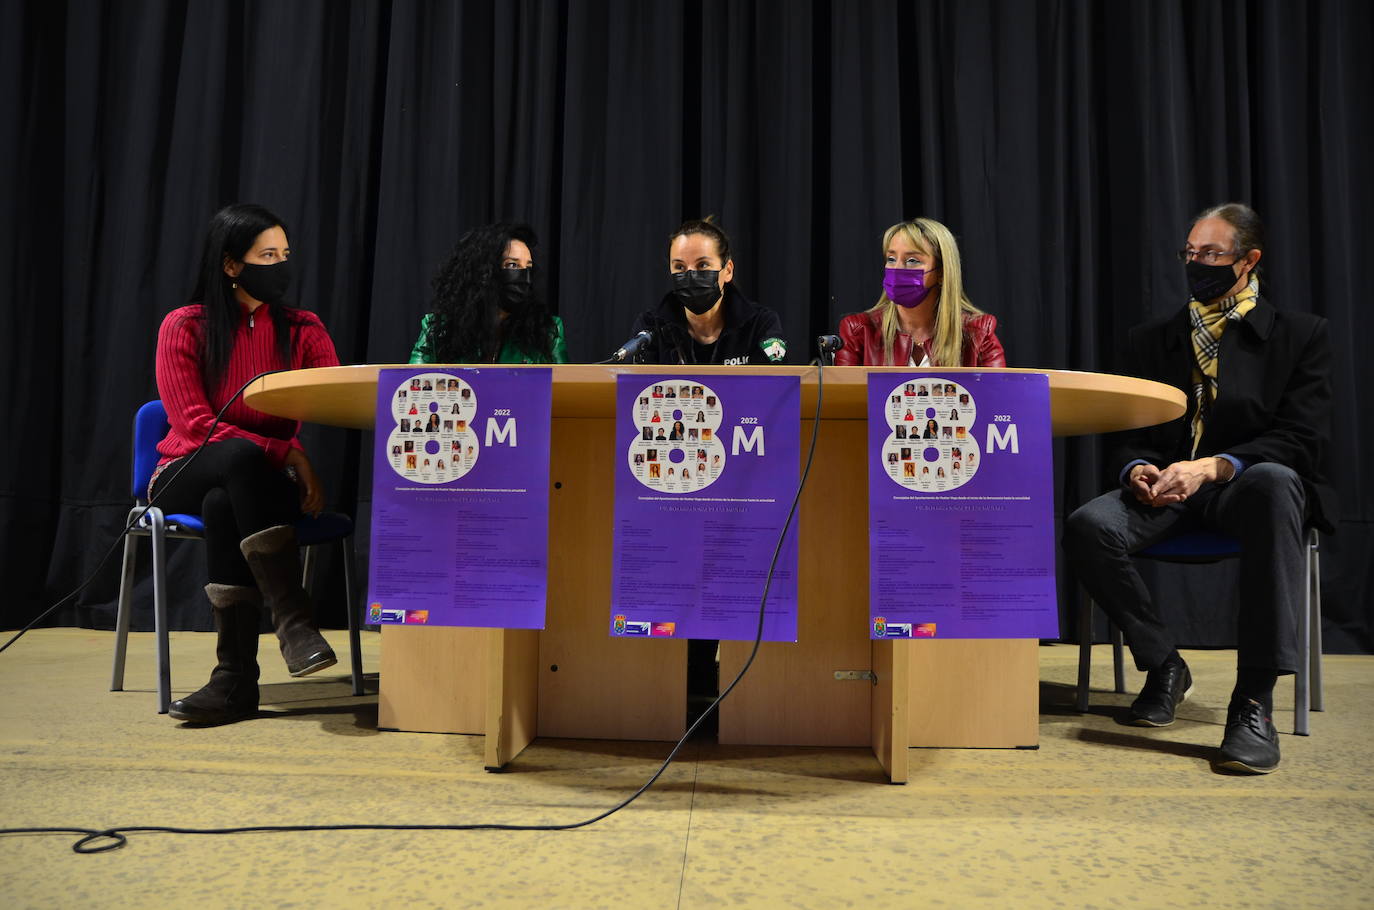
[150,439,301,587]
[1063,463,1306,675]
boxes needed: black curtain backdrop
[4,1,1370,652]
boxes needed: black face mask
[671,270,722,315]
[1185,260,1243,303]
[236,259,293,304]
[498,267,534,313]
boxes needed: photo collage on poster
[626,381,727,493]
[383,372,480,484]
[880,379,979,492]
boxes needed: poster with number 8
[611,373,801,642]
[866,372,1058,640]
[366,367,553,629]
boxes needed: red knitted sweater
[154,302,340,468]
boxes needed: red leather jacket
[834,310,1006,367]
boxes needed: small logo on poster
[613,614,627,634]
[368,603,382,623]
[872,616,887,637]
[914,623,937,638]
[622,621,652,636]
[884,622,914,638]
[651,622,677,637]
[379,608,406,624]
[404,610,429,624]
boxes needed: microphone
[608,330,653,363]
[816,334,842,365]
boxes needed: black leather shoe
[1128,658,1193,726]
[1216,697,1280,774]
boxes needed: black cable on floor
[1,360,826,853]
[0,370,285,656]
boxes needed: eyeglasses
[1177,247,1243,265]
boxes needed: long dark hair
[189,203,307,390]
[426,223,554,363]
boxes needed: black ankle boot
[169,584,262,724]
[239,525,337,677]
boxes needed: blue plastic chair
[1075,528,1323,734]
[109,400,364,713]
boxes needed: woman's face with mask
[224,225,291,306]
[669,233,734,317]
[497,238,535,314]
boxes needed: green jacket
[408,313,569,365]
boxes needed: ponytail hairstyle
[668,215,733,267]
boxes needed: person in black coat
[1064,203,1333,775]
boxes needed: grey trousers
[1063,463,1306,674]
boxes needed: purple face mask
[883,267,935,308]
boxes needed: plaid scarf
[1188,274,1258,455]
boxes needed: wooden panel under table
[718,418,872,747]
[378,625,486,733]
[718,417,1039,754]
[486,628,540,769]
[871,639,910,782]
[536,416,686,742]
[907,639,1039,747]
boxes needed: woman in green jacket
[410,222,568,364]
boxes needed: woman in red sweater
[152,203,340,724]
[835,218,1006,368]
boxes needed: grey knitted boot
[239,525,337,677]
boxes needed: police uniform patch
[761,337,787,362]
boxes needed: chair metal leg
[1076,590,1092,713]
[1310,530,1323,713]
[1110,625,1126,694]
[1295,535,1311,736]
[149,511,172,714]
[110,512,141,691]
[301,544,317,592]
[342,537,363,696]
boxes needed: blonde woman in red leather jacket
[835,218,1006,367]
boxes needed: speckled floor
[1,628,1371,909]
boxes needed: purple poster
[868,373,1057,639]
[610,375,800,641]
[366,367,552,629]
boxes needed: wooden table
[247,364,1184,782]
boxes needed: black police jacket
[629,284,789,365]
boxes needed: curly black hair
[425,222,555,363]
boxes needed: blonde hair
[870,218,983,367]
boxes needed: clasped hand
[1128,457,1230,507]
